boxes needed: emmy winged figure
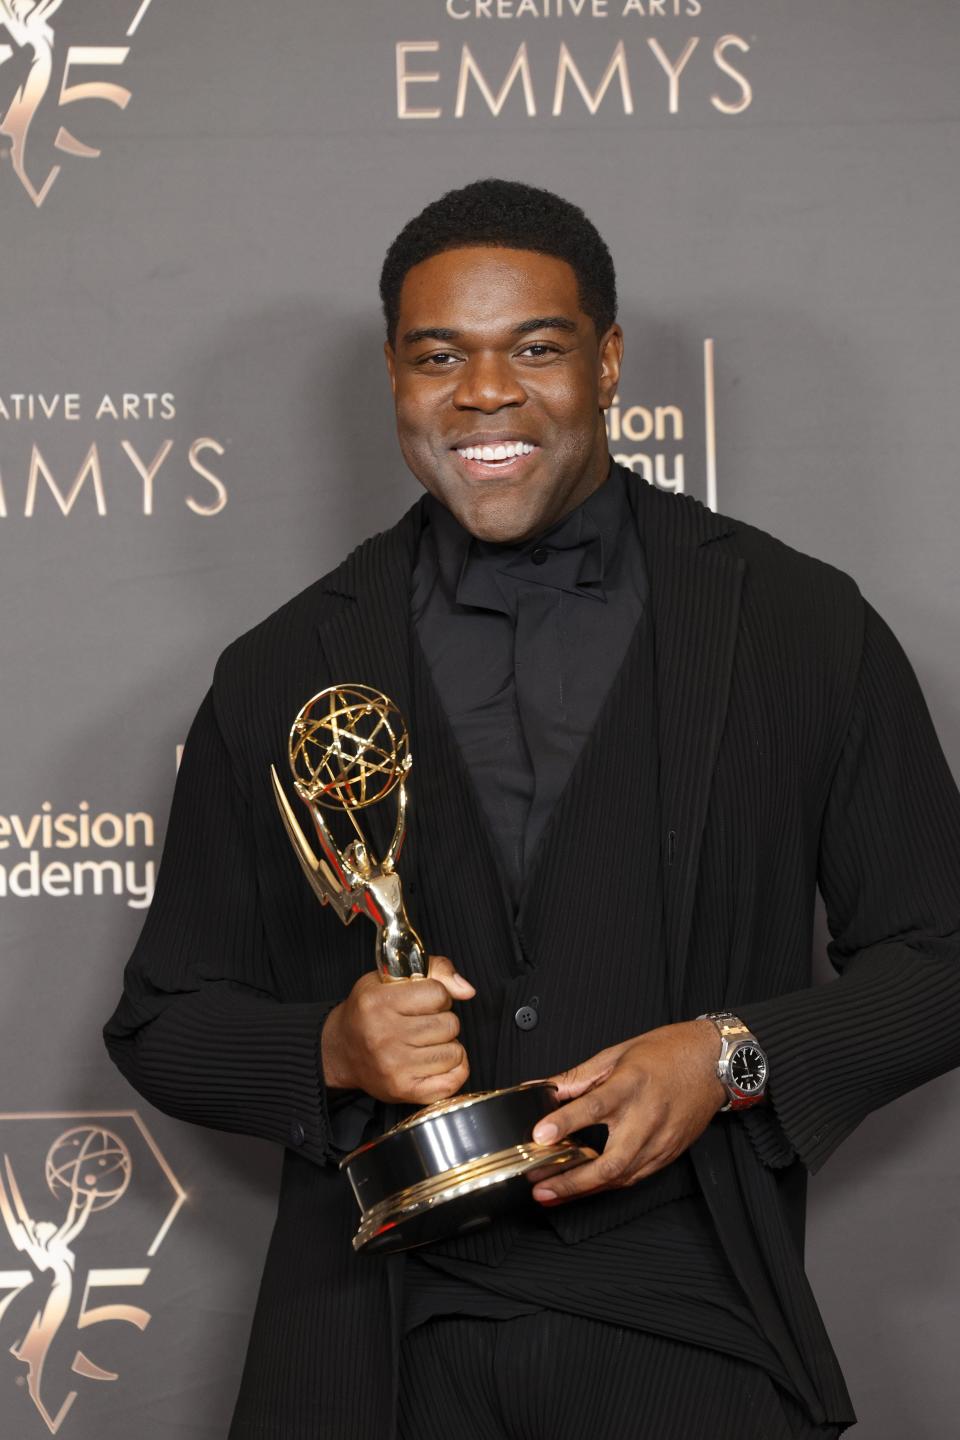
[0,0,66,205]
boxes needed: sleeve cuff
[107,984,346,1167]
[740,1102,797,1170]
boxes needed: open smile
[450,438,540,476]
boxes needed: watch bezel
[722,1040,768,1097]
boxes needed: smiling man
[384,243,619,544]
[104,180,960,1439]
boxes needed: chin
[437,488,537,544]
[459,508,535,545]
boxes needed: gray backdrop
[1,1,958,1435]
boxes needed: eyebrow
[400,315,579,346]
[514,315,578,336]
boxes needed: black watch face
[731,1043,767,1093]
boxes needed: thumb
[549,1042,628,1101]
[427,953,476,1000]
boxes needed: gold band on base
[352,1140,592,1253]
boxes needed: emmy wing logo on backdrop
[0,0,155,207]
[0,1113,185,1435]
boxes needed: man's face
[384,246,623,544]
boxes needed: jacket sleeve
[103,687,357,1167]
[737,599,960,1173]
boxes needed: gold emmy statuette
[271,684,591,1254]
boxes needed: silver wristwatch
[697,1011,768,1112]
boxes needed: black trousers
[398,1312,843,1440]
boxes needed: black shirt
[411,467,646,906]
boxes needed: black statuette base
[340,1080,592,1254]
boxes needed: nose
[451,352,526,413]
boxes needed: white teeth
[456,442,536,460]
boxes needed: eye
[517,343,560,359]
[416,351,462,367]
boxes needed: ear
[597,324,624,410]
[384,340,397,397]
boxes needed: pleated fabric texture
[405,554,799,1404]
[100,469,960,1437]
[404,1192,800,1399]
[398,1311,840,1440]
[409,602,705,1259]
[737,597,960,1168]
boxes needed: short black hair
[379,178,617,345]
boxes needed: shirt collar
[426,460,626,613]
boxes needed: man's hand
[529,1020,726,1205]
[320,956,474,1105]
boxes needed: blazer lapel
[631,477,745,1017]
[311,502,423,867]
[314,504,422,705]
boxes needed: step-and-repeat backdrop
[2,3,957,1436]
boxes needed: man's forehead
[396,246,584,334]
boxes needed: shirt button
[289,1120,305,1146]
[514,1005,539,1031]
[530,548,549,565]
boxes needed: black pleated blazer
[104,468,960,1438]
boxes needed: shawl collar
[314,500,422,691]
[313,503,423,868]
[627,472,745,1015]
